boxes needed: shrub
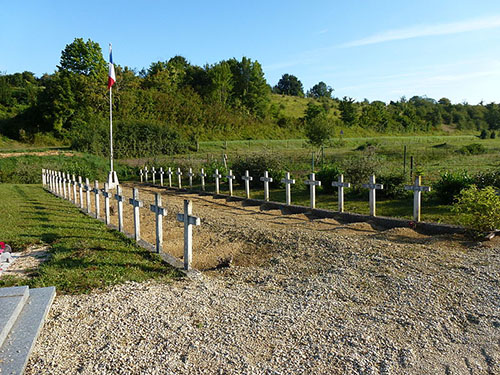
[480,129,488,139]
[491,131,496,139]
[316,164,343,193]
[457,143,486,155]
[342,150,382,191]
[474,170,500,189]
[433,171,474,204]
[452,186,500,233]
[230,154,287,188]
[377,173,408,199]
[354,141,379,151]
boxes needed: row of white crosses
[139,167,431,221]
[42,169,201,270]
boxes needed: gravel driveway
[26,187,500,374]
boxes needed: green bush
[457,143,486,155]
[452,186,500,233]
[342,150,382,191]
[433,171,474,204]
[230,154,287,188]
[377,173,408,199]
[480,129,488,139]
[316,164,343,193]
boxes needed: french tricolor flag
[108,44,116,89]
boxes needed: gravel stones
[25,187,500,374]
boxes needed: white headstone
[226,170,235,196]
[151,166,156,185]
[140,169,144,183]
[144,166,149,182]
[200,168,207,191]
[242,170,253,199]
[260,171,273,201]
[85,178,91,214]
[331,174,351,213]
[150,193,166,253]
[405,176,431,222]
[159,167,164,186]
[187,168,194,189]
[114,185,124,233]
[281,172,295,205]
[72,174,77,205]
[92,180,100,219]
[362,175,383,216]
[167,167,173,188]
[213,169,222,194]
[128,188,143,241]
[305,173,321,209]
[176,199,201,271]
[78,176,84,209]
[176,168,183,188]
[103,183,111,225]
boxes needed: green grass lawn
[0,184,181,294]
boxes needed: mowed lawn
[0,184,180,294]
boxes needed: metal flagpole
[107,43,118,188]
[110,84,113,173]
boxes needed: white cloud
[341,15,500,47]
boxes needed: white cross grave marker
[167,167,173,188]
[57,172,63,197]
[114,185,124,233]
[260,171,273,201]
[200,168,207,191]
[176,168,183,188]
[331,174,351,213]
[176,199,201,271]
[281,172,296,205]
[72,174,77,205]
[151,166,156,185]
[67,173,72,201]
[242,170,253,199]
[92,180,101,219]
[226,170,235,196]
[362,175,384,216]
[144,166,149,182]
[140,169,144,183]
[62,172,67,199]
[150,193,167,253]
[187,168,195,189]
[305,173,321,209]
[405,176,431,222]
[103,183,111,225]
[213,169,222,194]
[128,188,143,241]
[159,167,164,186]
[85,178,91,214]
[78,176,84,209]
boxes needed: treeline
[1,38,500,157]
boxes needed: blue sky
[2,0,500,104]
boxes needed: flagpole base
[107,171,119,189]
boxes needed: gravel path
[26,187,500,374]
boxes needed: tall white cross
[331,174,351,213]
[159,167,164,186]
[62,172,67,199]
[187,168,195,189]
[151,166,156,185]
[176,168,183,188]
[102,183,111,225]
[92,180,101,219]
[67,173,73,201]
[77,176,84,209]
[241,170,253,199]
[144,166,149,182]
[281,172,296,205]
[213,169,222,194]
[167,167,173,188]
[305,173,321,209]
[84,178,91,214]
[362,175,383,216]
[128,188,143,241]
[57,172,62,197]
[115,185,124,233]
[176,199,201,271]
[226,170,235,196]
[405,176,431,222]
[200,168,207,191]
[72,174,77,205]
[150,193,167,253]
[260,171,273,201]
[41,169,46,187]
[140,169,144,183]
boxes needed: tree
[58,38,106,78]
[339,96,357,126]
[273,74,304,96]
[307,81,333,99]
[305,112,333,148]
[209,61,233,105]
